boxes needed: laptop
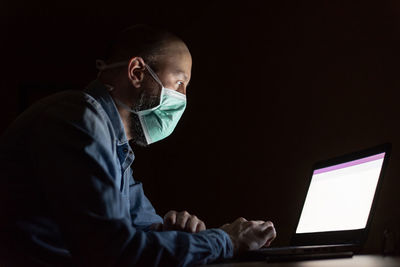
[240,143,391,262]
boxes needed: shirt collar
[85,80,129,145]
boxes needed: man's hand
[162,210,206,233]
[220,217,276,254]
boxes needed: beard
[129,91,160,147]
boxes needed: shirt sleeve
[128,174,164,231]
[30,94,233,266]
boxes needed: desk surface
[206,255,400,267]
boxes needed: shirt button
[123,148,128,153]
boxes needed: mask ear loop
[96,59,108,71]
[96,60,106,78]
[144,64,166,107]
[145,64,164,88]
[96,59,130,78]
[95,60,164,98]
[96,59,129,70]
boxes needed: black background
[1,0,400,253]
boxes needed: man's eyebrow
[174,69,189,82]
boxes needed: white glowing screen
[296,153,385,234]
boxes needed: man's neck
[98,75,135,141]
[114,101,133,141]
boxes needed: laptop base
[265,251,354,262]
[236,244,357,262]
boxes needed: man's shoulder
[36,89,104,115]
[37,89,101,111]
[32,90,116,140]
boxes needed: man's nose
[177,87,186,95]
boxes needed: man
[0,25,276,266]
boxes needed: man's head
[98,25,192,146]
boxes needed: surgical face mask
[96,59,187,145]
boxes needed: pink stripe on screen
[313,152,385,175]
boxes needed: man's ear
[127,57,146,88]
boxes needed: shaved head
[99,24,192,145]
[104,24,185,71]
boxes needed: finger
[255,223,275,240]
[196,220,206,232]
[263,236,275,248]
[262,228,276,248]
[265,221,274,227]
[262,226,277,246]
[186,216,199,233]
[263,224,276,237]
[176,211,191,230]
[263,241,272,248]
[236,217,247,223]
[163,210,177,230]
[164,210,177,224]
[220,223,230,228]
[244,220,257,227]
[149,223,163,231]
[262,225,276,237]
[259,221,274,231]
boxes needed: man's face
[154,41,192,95]
[130,40,192,147]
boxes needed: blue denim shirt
[0,80,233,266]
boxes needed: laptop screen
[296,152,385,234]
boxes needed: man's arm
[30,96,233,266]
[127,147,207,233]
[127,176,164,231]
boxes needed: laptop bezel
[291,143,392,246]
